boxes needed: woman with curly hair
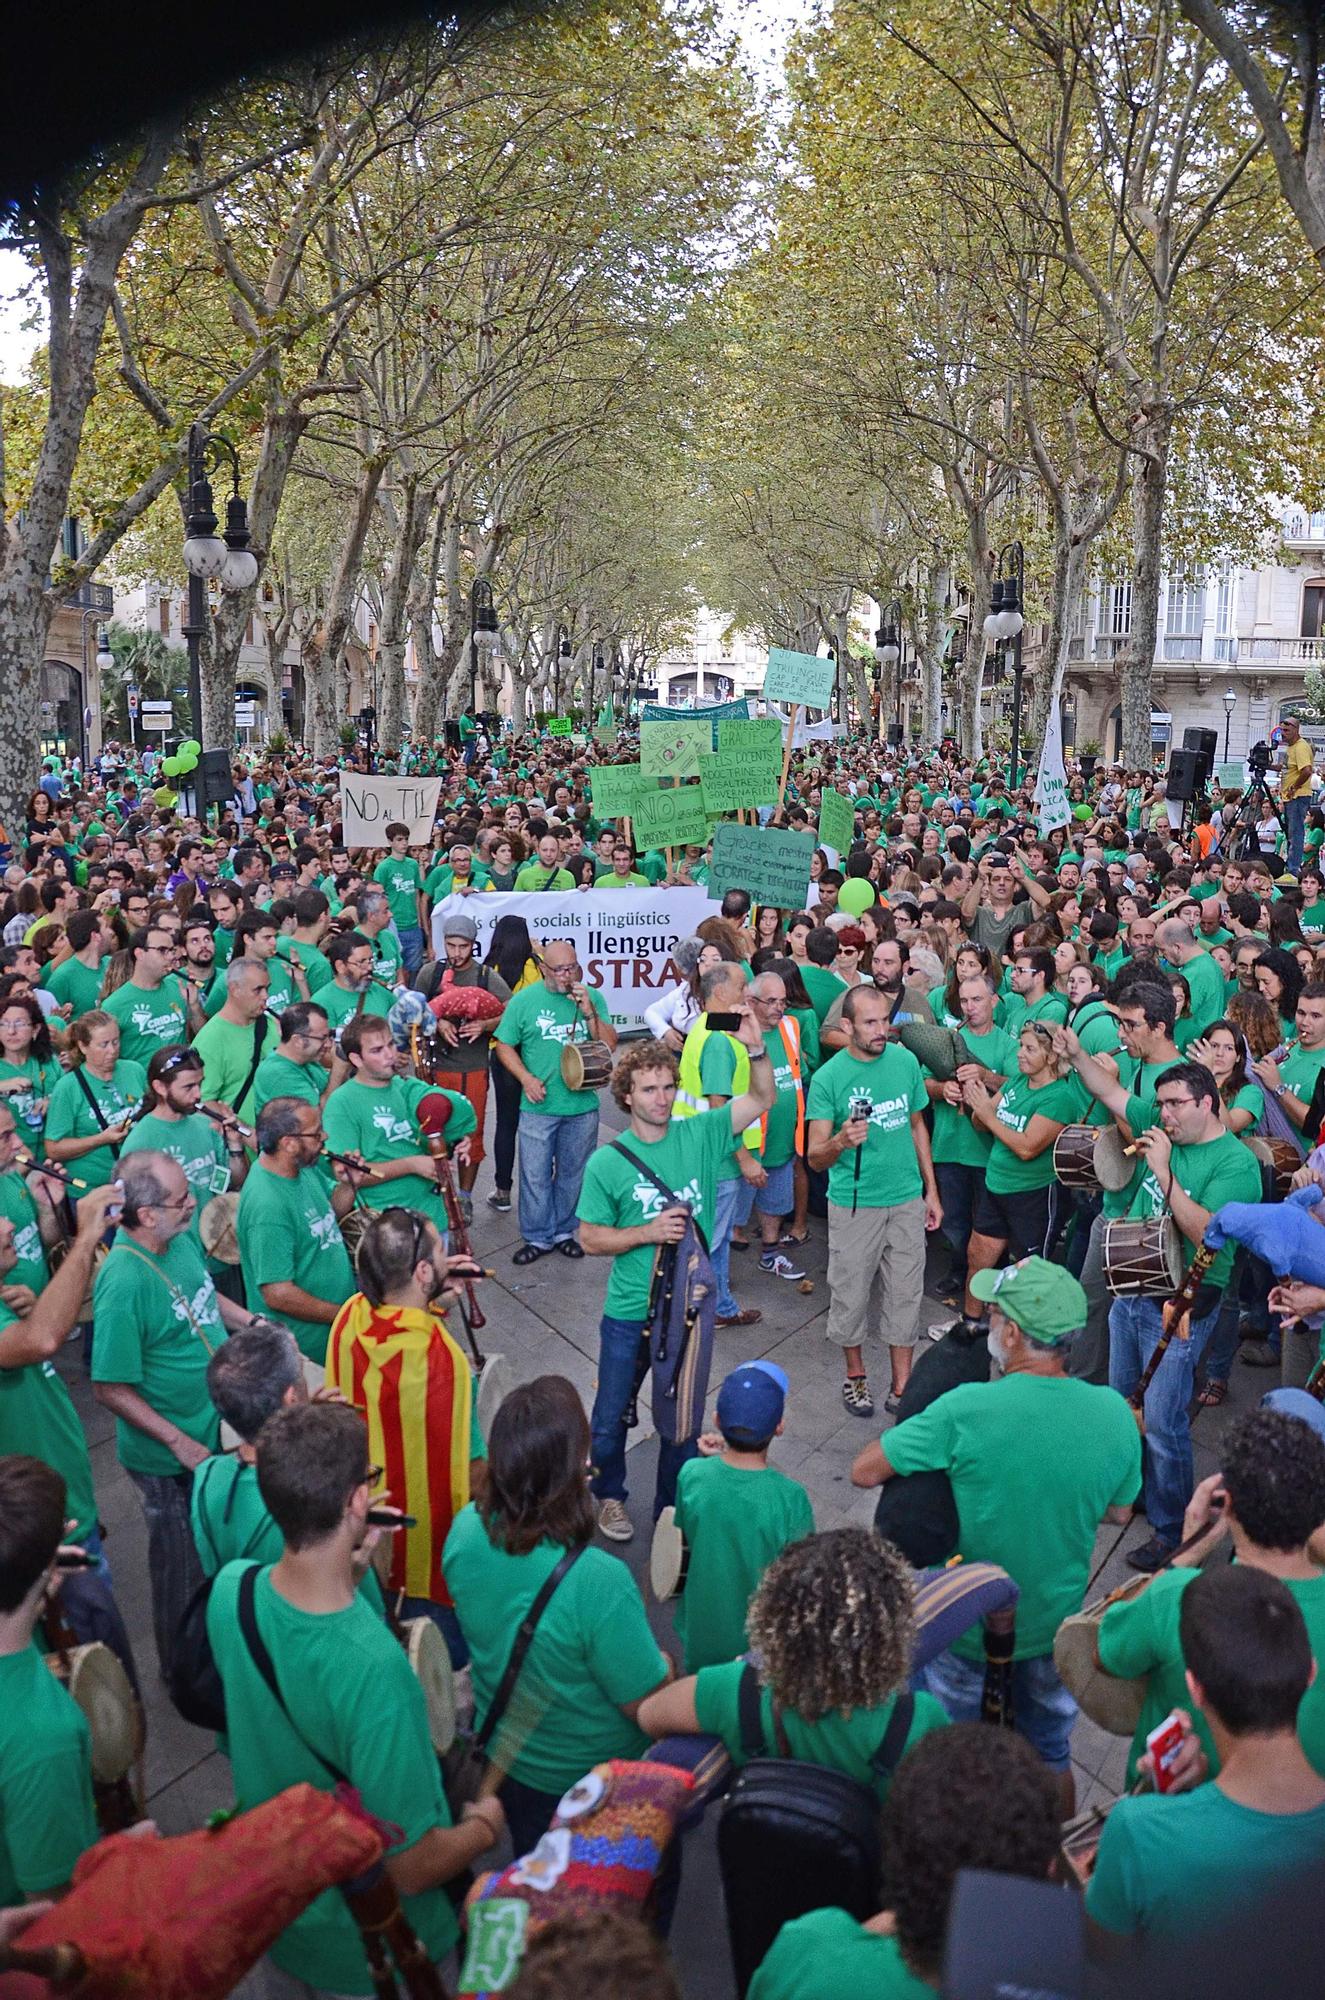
[443,1374,670,1858]
[638,1528,947,1796]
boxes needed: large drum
[1246,1134,1302,1201]
[1092,1124,1137,1193]
[1053,1125,1102,1190]
[1102,1217,1184,1298]
[561,1039,614,1092]
[199,1190,242,1265]
[649,1506,689,1603]
[402,1617,457,1755]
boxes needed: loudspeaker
[887,723,904,746]
[1182,726,1218,760]
[1166,748,1206,802]
[197,748,233,814]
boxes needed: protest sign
[339,775,441,847]
[641,698,749,746]
[429,886,710,1028]
[547,717,572,736]
[709,823,816,909]
[762,647,835,711]
[640,717,711,779]
[699,718,784,814]
[1216,761,1246,790]
[589,762,654,818]
[818,788,855,858]
[1033,704,1071,835]
[631,782,710,849]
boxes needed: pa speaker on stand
[1165,748,1207,803]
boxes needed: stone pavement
[61,1083,1266,1997]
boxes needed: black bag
[716,1664,914,1997]
[165,1573,226,1731]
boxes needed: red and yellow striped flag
[327,1295,473,1603]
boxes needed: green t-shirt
[91,1233,228,1476]
[103,976,188,1065]
[985,1072,1078,1193]
[0,1171,48,1290]
[321,1075,475,1233]
[192,1012,280,1114]
[885,1374,1141,1659]
[800,963,846,1025]
[1123,1104,1262,1288]
[1301,903,1325,933]
[237,1160,355,1363]
[190,1457,384,1618]
[372,855,423,931]
[0,1055,63,1159]
[694,1659,947,1800]
[999,990,1068,1038]
[576,1106,735,1320]
[1281,1040,1325,1107]
[597,869,648,888]
[41,952,106,1018]
[1101,1055,1181,1216]
[1087,1780,1325,1939]
[288,937,334,994]
[1061,1001,1122,1128]
[370,928,404,986]
[1099,1566,1325,1788]
[513,862,574,892]
[673,1454,814,1672]
[695,1028,750,1184]
[749,1911,930,2000]
[805,1046,927,1209]
[0,1645,98,1904]
[492,982,611,1117]
[761,1023,804,1168]
[423,864,491,902]
[45,1060,146,1191]
[319,980,393,1033]
[208,1562,456,1991]
[442,1505,667,1792]
[202,955,301,1021]
[928,1026,1017,1168]
[120,1110,228,1251]
[0,1302,97,1540]
[253,1051,328,1115]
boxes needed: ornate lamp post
[469,578,499,717]
[181,424,258,746]
[984,542,1025,785]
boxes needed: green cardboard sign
[547,717,572,736]
[709,822,816,908]
[631,782,710,849]
[589,762,653,817]
[818,788,855,857]
[1215,761,1246,790]
[763,647,835,711]
[699,718,784,813]
[640,717,711,779]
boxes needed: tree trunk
[409,506,455,745]
[1029,531,1089,751]
[1116,412,1172,767]
[0,582,54,825]
[959,563,992,762]
[376,477,430,755]
[914,562,945,746]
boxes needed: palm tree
[99,624,190,741]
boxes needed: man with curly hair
[637,1528,947,1793]
[1097,1397,1325,1786]
[748,1725,1061,1999]
[576,1032,774,1542]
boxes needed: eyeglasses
[153,1194,195,1211]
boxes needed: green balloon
[837,877,876,916]
[162,756,182,777]
[179,751,198,773]
[181,738,201,757]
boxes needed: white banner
[1034,704,1072,834]
[429,886,713,1027]
[339,774,442,847]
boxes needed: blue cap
[716,1360,788,1445]
[1262,1388,1325,1444]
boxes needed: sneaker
[884,1392,902,1416]
[597,1498,634,1543]
[842,1375,875,1418]
[716,1307,763,1328]
[760,1251,806,1281]
[486,1188,512,1213]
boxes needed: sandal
[1196,1380,1228,1407]
[556,1238,584,1259]
[779,1231,808,1246]
[513,1243,551,1266]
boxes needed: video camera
[1248,740,1272,777]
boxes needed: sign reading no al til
[339,775,442,846]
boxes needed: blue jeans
[935,1162,976,1283]
[1286,794,1310,874]
[127,1466,205,1679]
[396,924,426,977]
[1108,1293,1219,1545]
[516,1107,598,1249]
[589,1313,697,1515]
[56,1525,141,1694]
[711,1175,745,1318]
[918,1647,1078,1772]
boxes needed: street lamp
[469,578,499,717]
[1223,685,1237,762]
[591,642,605,721]
[181,423,257,745]
[554,625,573,713]
[984,542,1025,785]
[874,600,902,745]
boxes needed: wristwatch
[747,1047,771,1060]
[1274,1082,1290,1099]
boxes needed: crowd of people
[6,717,1325,1996]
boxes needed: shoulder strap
[232,1020,267,1118]
[612,1140,711,1256]
[237,1564,350,1786]
[737,1661,768,1760]
[475,1545,583,1754]
[72,1064,111,1133]
[868,1691,915,1780]
[115,1240,217,1357]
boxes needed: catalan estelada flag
[327,1295,475,1604]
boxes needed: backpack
[716,1664,914,1996]
[165,1573,226,1732]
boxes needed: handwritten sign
[339,775,441,847]
[763,647,835,711]
[640,717,711,780]
[700,719,784,814]
[547,717,572,737]
[818,788,855,857]
[631,782,710,849]
[589,762,654,818]
[709,823,816,909]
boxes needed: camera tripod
[1219,768,1283,863]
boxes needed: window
[1303,584,1325,639]
[1106,581,1132,637]
[158,597,170,636]
[1164,571,1205,637]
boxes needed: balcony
[62,581,114,614]
[1243,636,1325,666]
[1283,511,1325,550]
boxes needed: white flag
[1034,703,1072,834]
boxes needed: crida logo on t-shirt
[631,1175,702,1219]
[535,1009,574,1046]
[308,1208,342,1250]
[169,1279,218,1327]
[371,1106,415,1144]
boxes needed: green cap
[969,1257,1087,1343]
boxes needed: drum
[402,1617,457,1756]
[1054,1575,1151,1735]
[340,1207,371,1273]
[1092,1124,1137,1193]
[1102,1217,1184,1298]
[46,1642,145,1786]
[199,1190,242,1265]
[476,1351,515,1436]
[560,1039,614,1092]
[1052,1125,1102,1191]
[1246,1135,1301,1200]
[649,1506,689,1602]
